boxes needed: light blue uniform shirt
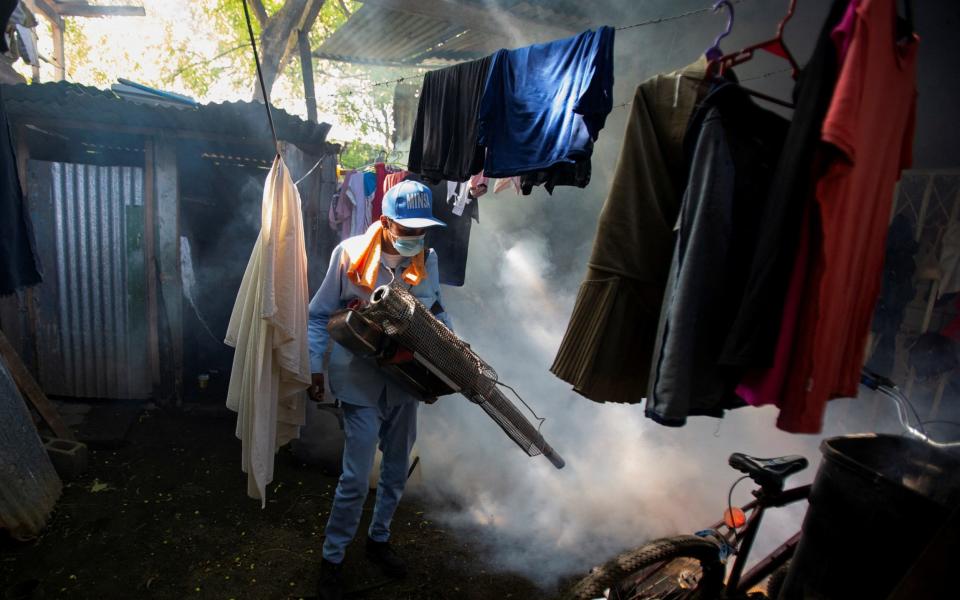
[308,242,452,408]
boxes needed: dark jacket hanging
[645,83,789,426]
[407,56,492,184]
[0,87,42,296]
[550,58,709,404]
[718,0,851,368]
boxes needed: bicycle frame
[707,483,810,596]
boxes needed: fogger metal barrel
[364,284,565,469]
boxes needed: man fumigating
[307,180,450,600]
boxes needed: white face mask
[391,232,426,257]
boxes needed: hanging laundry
[362,170,376,197]
[445,179,471,215]
[372,162,387,222]
[0,87,42,296]
[736,0,866,407]
[225,156,311,507]
[329,170,355,241]
[737,204,817,408]
[382,169,408,196]
[645,82,789,426]
[519,160,592,196]
[349,171,373,237]
[778,0,919,433]
[408,175,478,287]
[478,27,614,194]
[831,0,861,62]
[469,172,488,198]
[723,0,851,370]
[551,58,709,404]
[408,55,492,184]
[493,176,521,195]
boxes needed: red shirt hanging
[778,0,918,433]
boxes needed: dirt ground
[0,404,565,600]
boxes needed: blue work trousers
[322,394,418,563]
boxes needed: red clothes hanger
[712,0,801,79]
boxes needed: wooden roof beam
[22,0,64,29]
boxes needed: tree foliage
[52,0,404,148]
[339,141,387,170]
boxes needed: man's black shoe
[317,558,343,600]
[365,538,407,578]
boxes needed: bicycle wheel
[566,535,725,600]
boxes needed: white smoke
[396,0,935,590]
[415,215,818,587]
[180,235,221,344]
[410,186,917,589]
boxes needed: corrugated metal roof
[316,0,602,66]
[1,81,335,152]
[318,4,466,66]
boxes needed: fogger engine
[327,283,565,469]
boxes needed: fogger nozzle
[366,284,565,469]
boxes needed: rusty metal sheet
[0,357,61,539]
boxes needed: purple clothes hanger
[705,1,735,61]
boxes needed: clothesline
[303,66,791,182]
[362,0,750,90]
[306,67,793,181]
[615,0,746,31]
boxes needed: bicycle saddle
[728,453,808,490]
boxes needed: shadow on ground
[1,404,564,600]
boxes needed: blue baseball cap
[382,180,446,229]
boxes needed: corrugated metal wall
[28,161,150,399]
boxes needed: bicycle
[565,370,960,600]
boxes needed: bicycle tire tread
[566,535,723,600]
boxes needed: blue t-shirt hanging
[363,171,377,197]
[477,27,615,179]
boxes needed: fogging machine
[327,283,565,469]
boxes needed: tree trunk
[248,0,269,26]
[254,0,325,102]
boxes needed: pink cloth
[382,170,408,197]
[493,176,520,194]
[736,205,813,406]
[469,173,489,198]
[831,0,860,63]
[329,170,355,240]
